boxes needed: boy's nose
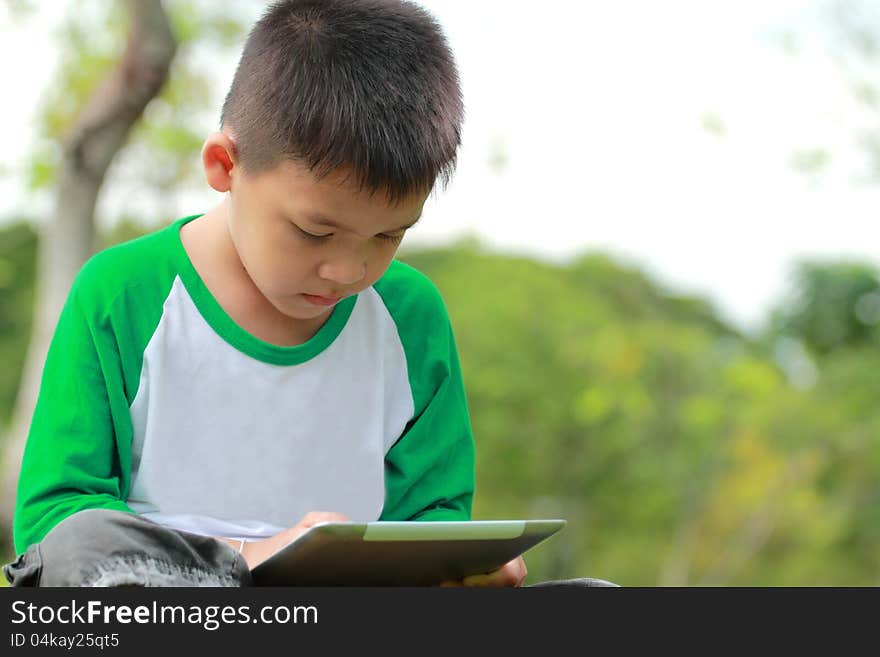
[317,258,367,286]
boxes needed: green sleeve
[377,261,476,522]
[13,264,136,554]
[13,226,177,555]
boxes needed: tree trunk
[0,0,177,552]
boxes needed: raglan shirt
[12,214,475,555]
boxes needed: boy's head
[200,0,463,326]
[219,0,462,201]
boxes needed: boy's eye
[296,226,331,241]
[295,224,404,243]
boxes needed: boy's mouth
[302,293,341,306]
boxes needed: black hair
[220,0,463,202]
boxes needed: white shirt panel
[127,278,413,540]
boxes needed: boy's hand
[439,555,528,588]
[240,511,351,570]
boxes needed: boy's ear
[201,132,237,193]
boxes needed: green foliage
[0,221,37,433]
[770,261,880,355]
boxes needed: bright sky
[2,0,879,334]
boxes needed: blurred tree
[769,261,880,355]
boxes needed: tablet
[250,519,566,586]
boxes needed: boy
[3,0,528,587]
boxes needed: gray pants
[3,509,617,587]
[4,509,251,587]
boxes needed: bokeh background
[1,0,878,585]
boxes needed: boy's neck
[180,204,327,347]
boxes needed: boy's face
[224,158,427,324]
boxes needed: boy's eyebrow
[305,211,421,233]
